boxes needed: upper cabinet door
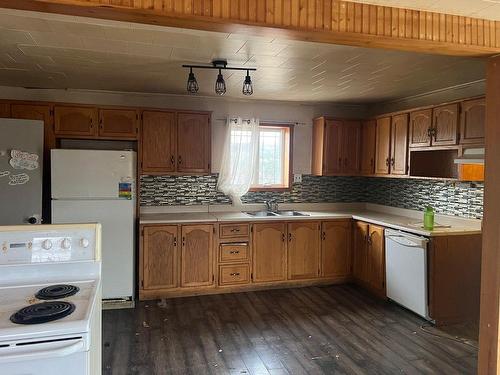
[342,121,361,174]
[390,114,409,175]
[409,109,432,147]
[432,104,458,146]
[99,109,138,139]
[287,222,320,280]
[0,102,10,117]
[141,111,176,174]
[360,120,376,175]
[323,119,343,175]
[460,98,485,145]
[375,117,391,175]
[54,106,98,137]
[177,112,211,174]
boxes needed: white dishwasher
[385,229,431,320]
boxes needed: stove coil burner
[10,301,76,325]
[35,284,80,300]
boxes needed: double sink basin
[244,210,309,217]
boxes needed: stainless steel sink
[277,210,310,217]
[244,211,279,217]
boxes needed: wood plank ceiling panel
[2,0,500,55]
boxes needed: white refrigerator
[51,149,136,303]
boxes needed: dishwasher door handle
[386,235,427,248]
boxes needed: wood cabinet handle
[385,158,390,167]
[178,155,182,165]
[173,236,177,247]
[230,228,240,233]
[182,237,185,246]
[390,157,395,166]
[322,232,326,241]
[170,155,175,165]
[288,233,292,242]
[229,250,240,254]
[229,272,240,277]
[282,233,285,242]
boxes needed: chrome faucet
[265,200,278,212]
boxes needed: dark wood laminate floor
[102,284,478,375]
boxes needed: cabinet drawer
[220,224,249,238]
[219,243,249,263]
[219,264,250,286]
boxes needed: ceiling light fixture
[242,70,253,96]
[182,60,256,96]
[186,67,199,94]
[215,68,226,96]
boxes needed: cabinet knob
[178,156,182,165]
[322,232,326,241]
[282,233,285,242]
[288,233,292,242]
[229,272,240,277]
[385,158,390,167]
[390,157,395,166]
[170,155,175,165]
[229,250,240,254]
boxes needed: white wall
[0,86,368,174]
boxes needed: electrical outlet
[293,174,302,183]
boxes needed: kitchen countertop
[140,204,482,237]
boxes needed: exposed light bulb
[215,68,226,95]
[242,70,253,96]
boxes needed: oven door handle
[0,338,84,364]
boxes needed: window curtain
[217,117,260,206]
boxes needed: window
[251,124,293,191]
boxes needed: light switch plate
[293,174,302,183]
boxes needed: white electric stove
[0,224,102,375]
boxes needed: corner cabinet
[353,221,385,297]
[311,117,360,176]
[140,223,214,299]
[460,98,485,145]
[321,220,352,278]
[140,110,211,175]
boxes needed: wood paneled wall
[4,0,500,56]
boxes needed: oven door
[0,337,88,375]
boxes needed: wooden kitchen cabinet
[353,221,385,297]
[353,221,369,282]
[252,222,287,283]
[409,109,432,147]
[360,120,376,175]
[0,102,10,117]
[177,112,211,174]
[321,220,352,278]
[375,117,391,175]
[98,108,138,139]
[141,111,176,174]
[460,98,485,145]
[432,103,458,146]
[390,113,409,175]
[54,105,98,137]
[287,221,320,280]
[311,117,360,175]
[142,226,178,290]
[140,111,211,175]
[367,225,385,295]
[180,224,214,288]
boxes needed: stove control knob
[42,239,52,250]
[61,238,71,250]
[80,238,90,248]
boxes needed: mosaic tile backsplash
[140,174,484,219]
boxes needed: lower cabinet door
[287,222,320,280]
[353,221,369,283]
[367,225,386,294]
[142,226,178,290]
[321,220,352,278]
[252,223,287,283]
[180,224,214,287]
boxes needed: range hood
[454,147,485,165]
